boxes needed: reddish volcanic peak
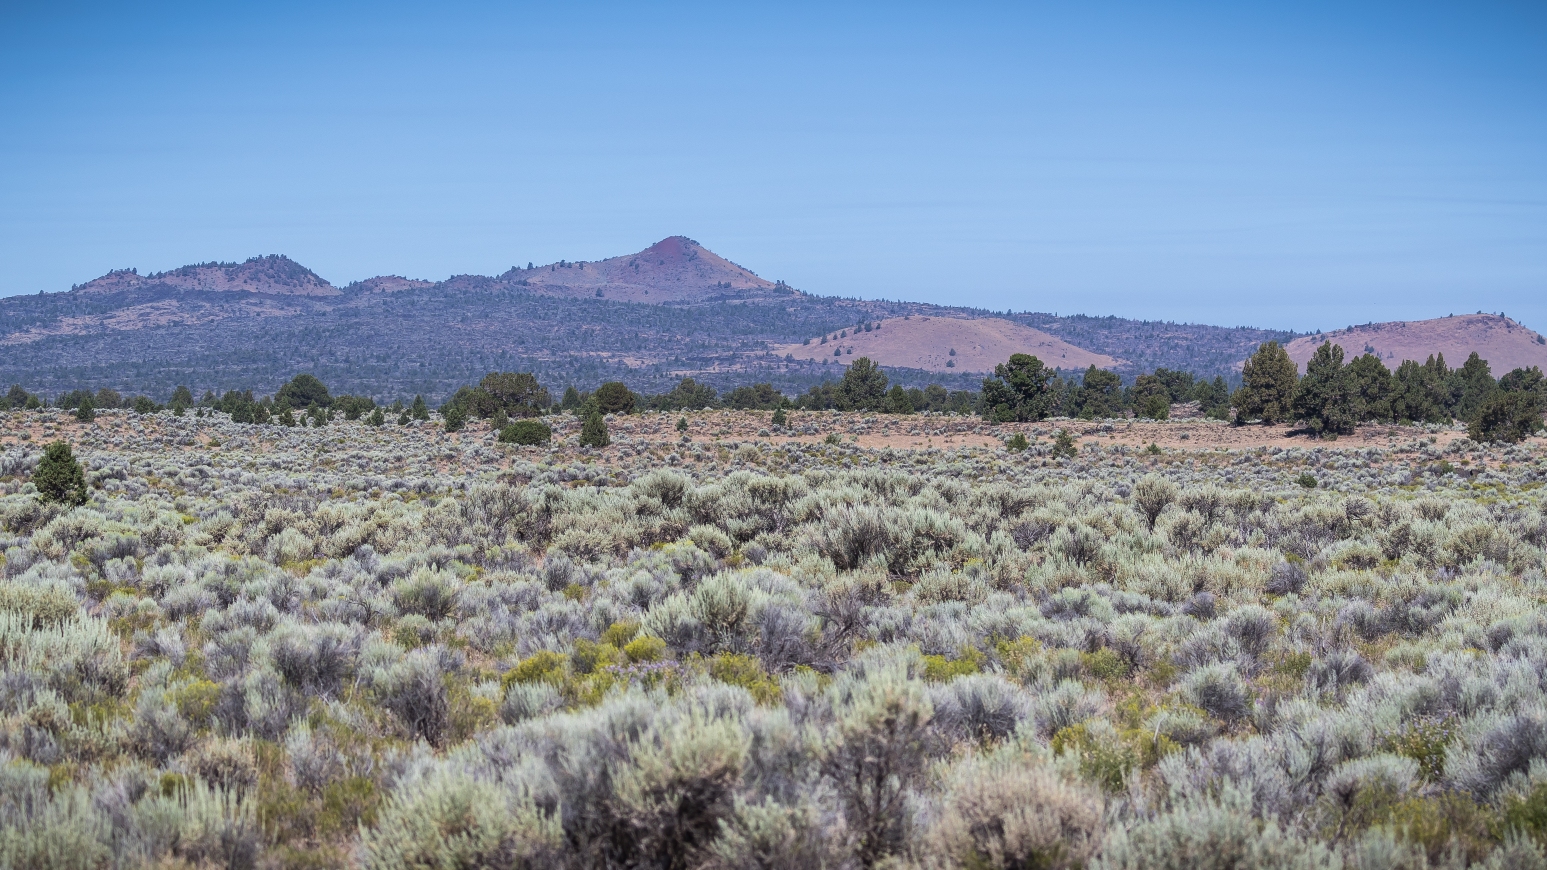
[644,236,696,261]
[501,235,786,303]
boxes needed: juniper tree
[1232,341,1298,424]
[1292,341,1359,438]
[1075,367,1123,420]
[33,441,87,506]
[1130,374,1170,420]
[724,383,783,411]
[479,371,550,417]
[1452,352,1498,422]
[653,377,718,411]
[1347,353,1394,422]
[170,385,194,410]
[276,374,331,410]
[1153,368,1195,402]
[498,419,552,446]
[1499,365,1545,399]
[980,354,1053,423]
[1469,391,1543,444]
[594,382,636,415]
[1391,358,1445,423]
[580,411,610,448]
[1051,429,1078,458]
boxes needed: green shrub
[602,620,641,647]
[0,584,78,628]
[361,771,562,870]
[1081,647,1130,681]
[923,649,983,682]
[624,635,667,663]
[503,650,568,689]
[1051,721,1139,793]
[571,638,624,675]
[1505,781,1547,843]
[924,754,1104,870]
[707,653,781,704]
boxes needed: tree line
[1232,341,1545,443]
[980,355,1232,423]
[11,343,1535,444]
[975,343,1545,443]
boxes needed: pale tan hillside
[1282,314,1547,373]
[774,315,1122,373]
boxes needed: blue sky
[1,1,1543,331]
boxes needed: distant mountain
[1279,315,1547,374]
[491,236,795,303]
[2,235,1322,401]
[74,255,338,297]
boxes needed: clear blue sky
[2,1,1543,331]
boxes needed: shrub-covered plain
[2,407,1547,868]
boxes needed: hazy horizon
[2,1,1543,332]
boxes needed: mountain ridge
[74,255,338,297]
[18,235,1503,401]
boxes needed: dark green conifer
[33,441,87,506]
[981,354,1054,423]
[580,411,610,448]
[1232,341,1298,424]
[1292,341,1359,438]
